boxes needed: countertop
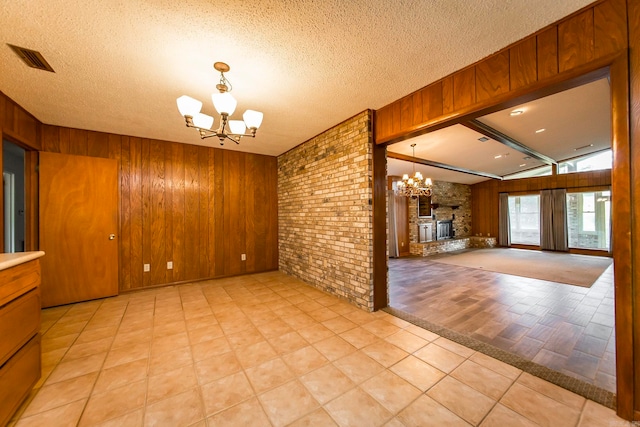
[0,251,45,272]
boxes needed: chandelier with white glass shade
[176,62,263,145]
[396,143,433,197]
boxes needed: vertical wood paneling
[253,155,267,272]
[140,139,151,288]
[558,9,595,72]
[476,51,510,102]
[400,96,413,130]
[442,76,454,114]
[471,170,612,239]
[224,150,245,275]
[411,91,422,127]
[207,149,216,278]
[0,93,39,149]
[375,105,392,141]
[184,144,200,281]
[41,125,60,153]
[245,155,256,272]
[198,146,209,278]
[453,68,476,110]
[422,83,444,122]
[120,137,132,291]
[87,131,109,158]
[626,0,640,416]
[129,137,143,289]
[510,38,538,90]
[68,129,88,156]
[108,134,121,161]
[164,142,174,284]
[391,102,401,136]
[594,0,628,58]
[150,139,166,286]
[171,143,185,282]
[265,157,279,269]
[214,151,225,277]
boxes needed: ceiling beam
[387,152,502,180]
[464,120,557,166]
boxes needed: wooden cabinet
[0,254,43,427]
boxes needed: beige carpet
[430,248,613,287]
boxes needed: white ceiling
[0,0,595,157]
[388,78,612,185]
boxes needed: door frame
[372,52,632,415]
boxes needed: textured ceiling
[0,0,594,157]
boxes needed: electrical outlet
[167,261,173,270]
[143,264,150,272]
[241,254,246,261]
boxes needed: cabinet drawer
[0,334,41,427]
[0,288,41,367]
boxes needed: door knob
[109,234,116,240]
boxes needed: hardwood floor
[388,250,616,393]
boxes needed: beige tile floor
[10,271,630,427]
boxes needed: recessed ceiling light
[520,163,527,167]
[535,128,546,133]
[510,109,524,116]
[523,156,531,160]
[494,155,502,159]
[478,137,489,142]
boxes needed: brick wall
[277,111,375,311]
[409,181,472,242]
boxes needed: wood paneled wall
[0,90,278,291]
[375,0,627,144]
[471,169,611,239]
[39,125,279,291]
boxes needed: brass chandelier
[396,143,433,197]
[176,62,263,145]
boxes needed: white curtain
[388,190,399,258]
[498,192,510,247]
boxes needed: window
[558,149,612,174]
[508,195,540,246]
[566,191,610,250]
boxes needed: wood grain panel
[119,137,132,291]
[150,139,166,286]
[594,0,627,58]
[164,142,174,284]
[0,92,39,149]
[214,150,225,277]
[375,105,392,141]
[68,129,88,156]
[442,76,454,114]
[184,144,200,281]
[627,0,640,416]
[476,51,510,102]
[411,91,423,127]
[198,146,209,278]
[245,155,256,272]
[171,143,185,282]
[453,68,476,110]
[471,170,612,239]
[391,102,401,136]
[141,139,151,288]
[129,137,143,289]
[400,96,413,131]
[207,148,217,277]
[41,125,60,153]
[510,38,538,90]
[558,9,595,73]
[224,150,245,276]
[422,82,444,122]
[87,131,109,158]
[39,152,118,307]
[252,155,266,272]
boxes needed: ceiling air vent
[7,44,55,72]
